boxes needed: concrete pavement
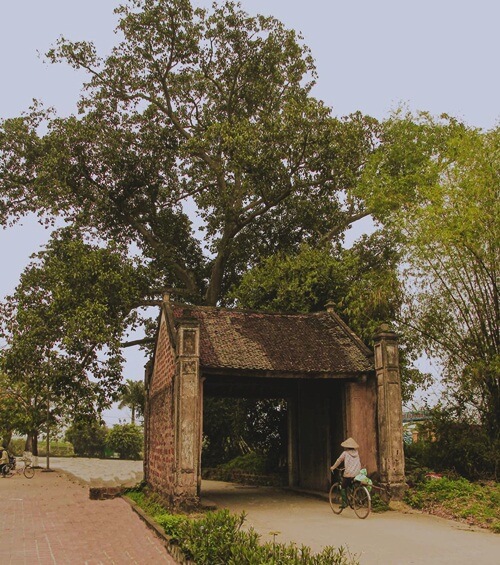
[0,464,175,564]
[5,458,499,564]
[40,457,144,488]
[202,479,500,565]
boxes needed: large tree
[0,0,378,309]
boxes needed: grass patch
[125,490,359,564]
[404,477,500,533]
[370,492,391,513]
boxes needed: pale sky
[1,1,498,423]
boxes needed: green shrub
[370,492,390,513]
[404,408,499,481]
[38,441,75,457]
[176,509,357,564]
[125,492,359,564]
[404,476,500,532]
[106,423,143,460]
[8,438,26,456]
[8,438,74,457]
[155,513,188,540]
[65,419,107,458]
[221,452,267,475]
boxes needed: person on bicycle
[330,437,361,508]
[1,448,10,477]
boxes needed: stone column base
[384,481,408,501]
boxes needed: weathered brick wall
[146,311,177,504]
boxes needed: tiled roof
[170,305,373,375]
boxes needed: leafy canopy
[362,112,499,442]
[0,229,147,416]
[0,0,378,307]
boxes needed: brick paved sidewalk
[0,470,177,564]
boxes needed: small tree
[65,417,108,458]
[106,423,143,460]
[118,379,145,424]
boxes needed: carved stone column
[174,320,201,506]
[373,324,406,497]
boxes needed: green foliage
[155,513,189,540]
[0,372,27,442]
[404,407,499,480]
[230,237,425,401]
[126,492,359,565]
[126,490,170,518]
[7,438,26,456]
[370,493,391,513]
[0,230,147,428]
[230,245,347,314]
[106,423,143,460]
[0,370,52,456]
[118,379,145,424]
[361,113,500,442]
[204,452,287,486]
[65,417,108,458]
[38,441,74,457]
[5,437,74,457]
[202,398,287,473]
[404,477,500,533]
[1,0,379,307]
[231,234,404,344]
[220,452,267,475]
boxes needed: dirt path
[202,480,500,565]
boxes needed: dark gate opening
[202,396,288,486]
[201,374,346,492]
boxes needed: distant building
[403,410,432,443]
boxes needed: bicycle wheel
[329,482,344,514]
[353,485,371,519]
[23,464,35,479]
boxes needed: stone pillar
[174,319,201,506]
[287,396,299,487]
[373,324,406,497]
[143,359,153,484]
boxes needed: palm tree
[118,379,145,424]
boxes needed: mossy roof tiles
[171,305,373,375]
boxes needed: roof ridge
[171,301,319,318]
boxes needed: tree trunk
[32,431,38,457]
[25,430,39,456]
[2,430,12,449]
[205,246,229,306]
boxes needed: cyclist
[330,437,361,508]
[1,447,10,477]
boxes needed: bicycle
[370,481,392,505]
[329,468,371,519]
[1,456,35,479]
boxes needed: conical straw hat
[341,437,359,449]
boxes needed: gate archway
[144,296,405,506]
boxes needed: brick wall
[146,311,177,505]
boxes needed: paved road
[0,468,174,564]
[202,480,500,565]
[6,459,499,564]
